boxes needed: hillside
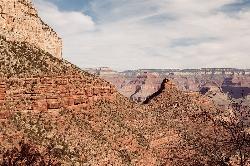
[0,36,83,77]
[0,31,151,165]
[0,38,249,164]
[141,79,250,165]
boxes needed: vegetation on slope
[0,35,249,165]
[0,35,92,78]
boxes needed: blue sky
[222,0,250,12]
[33,0,250,71]
[45,0,90,11]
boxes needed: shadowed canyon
[88,68,250,105]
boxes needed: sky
[33,0,250,71]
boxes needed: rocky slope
[0,0,62,59]
[141,79,250,165]
[0,35,130,165]
[0,1,158,164]
[0,37,249,164]
[0,36,116,112]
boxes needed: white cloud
[33,0,250,71]
[34,0,95,37]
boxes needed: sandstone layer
[0,36,116,113]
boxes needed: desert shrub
[1,141,61,166]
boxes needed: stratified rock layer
[94,69,250,106]
[0,0,62,59]
[0,36,116,112]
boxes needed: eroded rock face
[0,75,116,112]
[101,72,164,102]
[0,36,116,112]
[0,0,62,59]
[92,69,250,106]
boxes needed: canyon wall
[0,35,117,113]
[0,75,116,112]
[87,68,250,103]
[0,0,62,59]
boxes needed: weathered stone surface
[0,32,117,113]
[0,0,62,59]
[0,75,116,112]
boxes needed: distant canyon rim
[87,67,250,106]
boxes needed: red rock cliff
[0,36,116,113]
[0,75,116,112]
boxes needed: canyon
[88,67,250,107]
[0,0,249,165]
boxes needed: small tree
[1,141,61,166]
[217,101,250,166]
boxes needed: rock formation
[199,82,230,109]
[90,68,250,106]
[0,0,62,59]
[0,36,116,112]
[100,71,164,102]
[0,2,151,163]
[141,79,250,165]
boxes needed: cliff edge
[0,0,62,59]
